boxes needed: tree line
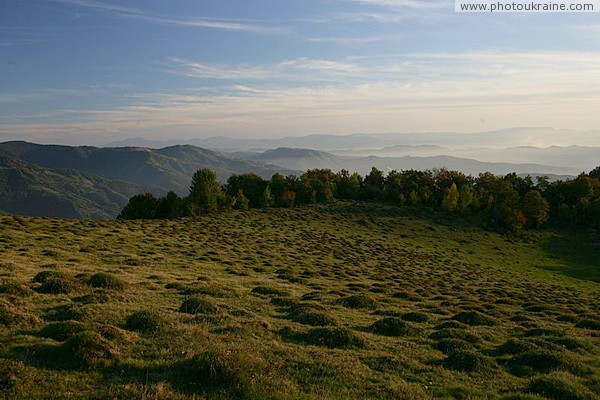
[118,166,600,232]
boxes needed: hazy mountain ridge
[105,128,600,152]
[245,147,582,178]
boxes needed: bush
[443,350,495,372]
[63,331,113,367]
[304,327,365,349]
[435,338,473,355]
[451,311,497,326]
[87,273,125,290]
[369,318,419,337]
[39,321,86,341]
[125,310,166,334]
[179,297,218,315]
[528,372,595,400]
[401,312,429,323]
[338,294,378,309]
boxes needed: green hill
[0,202,598,399]
[0,141,295,195]
[0,156,157,219]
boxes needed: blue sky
[1,0,599,145]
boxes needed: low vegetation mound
[124,310,166,334]
[443,350,495,373]
[87,273,126,290]
[178,297,218,315]
[451,311,498,326]
[63,331,114,367]
[527,372,595,400]
[338,294,378,309]
[39,321,86,341]
[304,327,365,349]
[369,318,419,337]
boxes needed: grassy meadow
[0,201,598,399]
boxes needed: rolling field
[0,202,598,399]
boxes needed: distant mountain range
[106,127,600,172]
[242,147,581,178]
[0,141,294,219]
[106,127,600,152]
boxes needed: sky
[1,0,599,145]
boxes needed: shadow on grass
[539,229,600,283]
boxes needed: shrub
[370,318,419,337]
[451,311,497,326]
[87,273,125,290]
[528,372,595,400]
[436,338,473,355]
[179,297,218,315]
[63,331,113,367]
[304,327,365,349]
[39,321,86,341]
[338,294,378,309]
[401,312,429,323]
[443,350,495,372]
[125,310,166,334]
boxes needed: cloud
[4,50,600,140]
[51,0,286,34]
[166,57,367,82]
[346,0,451,9]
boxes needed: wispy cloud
[166,57,367,82]
[347,0,451,9]
[50,0,287,34]
[4,50,600,140]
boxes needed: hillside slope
[0,203,598,399]
[0,156,156,219]
[0,141,294,194]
